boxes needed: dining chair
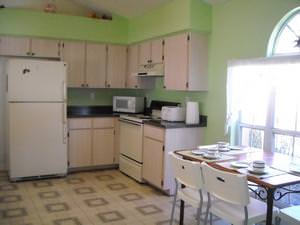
[169,152,207,225]
[201,162,279,225]
[275,205,300,225]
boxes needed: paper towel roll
[186,101,199,124]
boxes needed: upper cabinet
[85,43,106,88]
[62,41,86,88]
[30,38,61,58]
[0,36,60,58]
[138,39,163,65]
[0,36,30,56]
[106,45,127,88]
[164,32,208,91]
[127,44,155,89]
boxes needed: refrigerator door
[7,59,66,102]
[8,102,67,179]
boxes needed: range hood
[136,63,164,77]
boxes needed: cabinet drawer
[144,125,164,142]
[68,118,92,129]
[93,118,114,128]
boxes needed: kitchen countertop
[67,105,207,128]
[67,105,120,118]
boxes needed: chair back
[201,162,250,206]
[169,152,204,189]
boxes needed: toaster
[161,106,185,122]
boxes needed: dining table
[175,147,300,225]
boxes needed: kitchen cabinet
[106,45,127,88]
[138,39,163,65]
[0,36,60,58]
[0,36,30,56]
[62,41,85,87]
[92,118,115,165]
[142,124,204,195]
[68,118,92,168]
[85,43,107,88]
[30,38,61,58]
[164,32,208,91]
[126,44,155,89]
[68,117,117,169]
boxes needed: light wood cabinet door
[127,44,139,88]
[138,42,151,65]
[0,36,30,56]
[164,33,188,90]
[86,43,107,88]
[143,137,164,188]
[68,129,92,168]
[106,45,126,88]
[92,128,114,165]
[151,39,163,64]
[62,41,85,87]
[31,38,60,58]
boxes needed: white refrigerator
[7,58,68,180]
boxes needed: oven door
[119,119,143,163]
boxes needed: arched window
[267,7,300,56]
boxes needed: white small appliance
[6,58,67,180]
[186,101,199,124]
[161,106,185,122]
[113,96,144,113]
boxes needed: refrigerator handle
[62,103,67,144]
[62,81,66,101]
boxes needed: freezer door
[7,59,66,102]
[8,103,67,179]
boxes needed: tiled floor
[0,169,299,225]
[0,169,201,225]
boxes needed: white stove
[119,114,152,124]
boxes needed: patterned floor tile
[107,183,128,191]
[38,190,60,199]
[97,210,125,223]
[0,183,18,191]
[135,204,163,215]
[95,174,115,181]
[0,194,22,203]
[2,207,28,218]
[73,187,96,195]
[84,197,109,207]
[66,178,85,185]
[119,193,144,202]
[45,202,70,213]
[52,217,83,225]
[33,180,53,188]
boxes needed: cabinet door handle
[81,84,85,87]
[163,85,166,89]
[31,52,35,56]
[26,52,31,56]
[135,85,138,88]
[107,84,111,88]
[86,84,89,87]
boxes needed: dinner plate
[230,161,249,168]
[191,150,205,155]
[247,166,268,175]
[229,146,242,150]
[203,153,220,159]
[218,147,230,152]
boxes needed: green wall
[0,8,128,44]
[203,0,300,144]
[1,0,300,145]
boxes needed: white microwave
[113,96,144,113]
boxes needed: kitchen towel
[186,101,199,124]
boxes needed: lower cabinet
[69,129,92,168]
[68,117,117,169]
[92,128,114,165]
[142,124,204,195]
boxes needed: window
[227,57,300,157]
[227,7,300,157]
[267,7,300,56]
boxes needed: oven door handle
[119,118,142,126]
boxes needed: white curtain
[226,55,300,134]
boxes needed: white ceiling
[73,0,173,18]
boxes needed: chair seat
[211,197,279,225]
[279,205,300,225]
[177,187,208,208]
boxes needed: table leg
[266,188,275,225]
[179,200,184,225]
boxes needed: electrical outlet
[90,92,95,100]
